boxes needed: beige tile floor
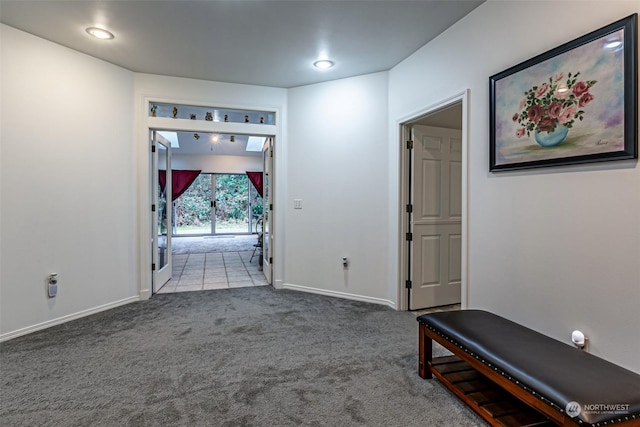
[157,250,268,294]
[412,303,461,316]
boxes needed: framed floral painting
[490,14,637,171]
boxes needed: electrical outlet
[48,284,58,298]
[48,274,58,298]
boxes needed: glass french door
[174,174,213,235]
[173,173,257,235]
[262,138,273,284]
[248,181,262,233]
[151,131,172,292]
[213,174,251,234]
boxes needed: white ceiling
[158,131,266,156]
[414,103,462,129]
[0,0,484,88]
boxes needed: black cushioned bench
[417,310,640,427]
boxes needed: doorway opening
[150,130,274,295]
[399,91,469,311]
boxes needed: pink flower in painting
[535,83,549,97]
[547,101,563,119]
[512,113,519,122]
[516,128,526,138]
[572,81,589,97]
[578,92,594,107]
[519,98,527,110]
[527,105,544,123]
[555,73,564,81]
[558,106,577,124]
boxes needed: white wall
[0,25,137,338]
[389,1,640,372]
[171,154,262,173]
[286,72,392,306]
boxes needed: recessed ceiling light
[313,59,334,70]
[86,27,114,40]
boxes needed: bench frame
[418,322,640,427]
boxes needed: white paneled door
[410,125,462,310]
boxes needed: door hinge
[269,203,273,211]
[151,204,156,212]
[270,149,273,158]
[405,280,412,289]
[407,140,414,150]
[151,144,156,153]
[406,232,413,241]
[269,257,273,264]
[406,204,413,213]
[152,263,156,271]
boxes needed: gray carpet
[0,287,482,427]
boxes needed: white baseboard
[281,283,396,309]
[139,288,151,300]
[0,296,140,342]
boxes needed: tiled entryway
[157,250,268,293]
[412,304,461,316]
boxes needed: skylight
[246,136,266,152]
[157,131,180,148]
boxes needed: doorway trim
[137,95,282,300]
[396,89,470,311]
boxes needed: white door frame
[397,89,470,311]
[137,96,282,299]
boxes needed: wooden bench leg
[419,323,432,379]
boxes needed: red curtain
[246,171,263,197]
[159,170,202,201]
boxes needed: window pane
[215,174,249,234]
[150,102,275,125]
[174,174,212,235]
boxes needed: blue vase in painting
[534,125,569,148]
